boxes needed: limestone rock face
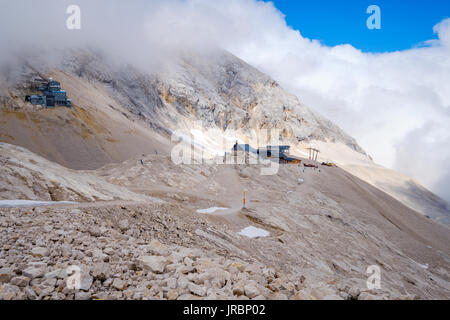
[58,49,364,155]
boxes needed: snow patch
[239,226,270,238]
[0,200,78,208]
[196,207,229,214]
[417,263,429,270]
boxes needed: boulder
[75,292,91,300]
[244,282,260,299]
[118,219,129,232]
[198,267,230,289]
[0,284,20,300]
[88,227,103,237]
[112,279,127,291]
[310,284,338,299]
[135,256,168,274]
[92,263,109,281]
[92,249,107,262]
[104,247,115,255]
[239,168,250,178]
[45,268,67,280]
[262,267,276,280]
[10,276,30,287]
[0,268,15,284]
[24,286,38,300]
[232,281,245,296]
[31,247,50,257]
[188,282,207,297]
[71,271,93,291]
[22,263,47,279]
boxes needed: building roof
[232,144,258,154]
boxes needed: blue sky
[269,0,450,52]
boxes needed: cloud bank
[1,0,449,202]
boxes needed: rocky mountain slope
[1,48,447,223]
[304,140,450,225]
[0,48,449,300]
[0,65,171,170]
[0,143,149,202]
[0,145,449,300]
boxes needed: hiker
[140,159,144,165]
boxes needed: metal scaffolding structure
[307,148,320,162]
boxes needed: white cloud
[171,0,450,203]
[1,0,449,202]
